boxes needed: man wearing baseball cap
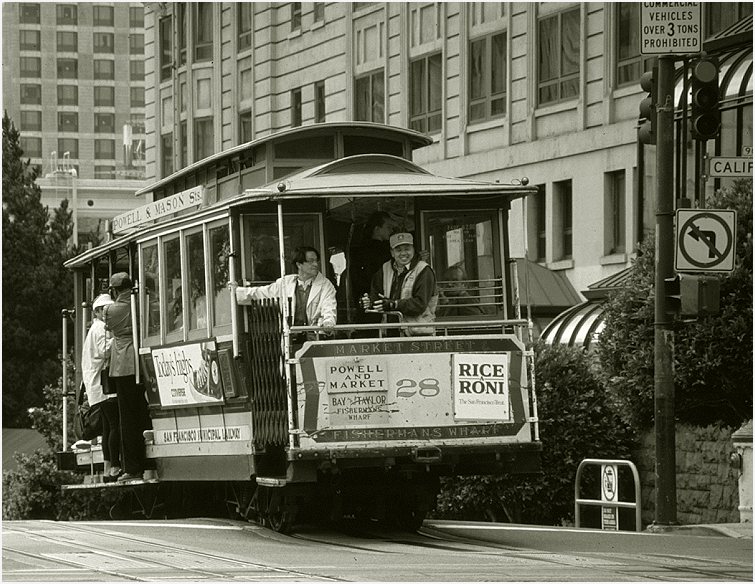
[360,232,438,336]
[103,272,149,481]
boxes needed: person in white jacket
[235,246,337,343]
[82,293,121,480]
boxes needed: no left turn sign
[675,209,737,273]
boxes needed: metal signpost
[640,1,703,527]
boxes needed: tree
[598,179,753,430]
[2,112,76,427]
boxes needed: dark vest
[294,281,312,326]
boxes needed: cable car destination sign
[641,3,702,55]
[112,186,204,234]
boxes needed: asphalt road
[3,518,752,582]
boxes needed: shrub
[3,376,126,520]
[435,343,637,525]
[598,179,753,431]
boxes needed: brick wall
[633,424,740,526]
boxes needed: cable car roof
[65,154,535,269]
[135,122,433,198]
[233,154,536,204]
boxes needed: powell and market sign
[111,186,204,234]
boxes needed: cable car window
[424,210,502,317]
[141,243,160,339]
[343,135,404,157]
[242,214,321,282]
[209,224,231,328]
[274,136,334,159]
[164,237,183,336]
[186,230,208,333]
[112,246,130,277]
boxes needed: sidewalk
[647,522,753,538]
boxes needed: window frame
[20,30,41,51]
[605,170,626,255]
[238,3,252,51]
[354,69,385,123]
[194,3,213,62]
[615,3,654,88]
[20,136,42,158]
[160,16,173,81]
[20,56,41,78]
[94,85,115,107]
[537,6,580,107]
[291,2,302,32]
[21,84,42,105]
[56,58,78,79]
[92,5,114,27]
[58,111,78,132]
[58,85,78,106]
[57,137,79,159]
[130,60,145,81]
[161,132,174,176]
[94,112,115,134]
[291,88,302,127]
[19,4,40,24]
[410,51,443,134]
[94,59,115,80]
[20,110,42,131]
[194,117,214,161]
[93,32,114,54]
[314,81,326,123]
[56,4,77,25]
[56,31,78,53]
[94,138,116,160]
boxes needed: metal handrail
[574,458,642,532]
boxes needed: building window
[58,112,78,132]
[528,184,547,262]
[20,137,42,158]
[194,118,214,161]
[20,30,41,51]
[179,121,187,167]
[177,4,187,66]
[615,3,654,87]
[94,59,114,80]
[130,86,145,107]
[20,57,41,78]
[94,139,115,160]
[19,4,40,24]
[291,2,302,31]
[57,85,78,105]
[94,86,115,107]
[93,32,114,53]
[159,17,173,81]
[469,33,506,123]
[21,84,41,104]
[57,58,78,79]
[355,70,384,123]
[538,7,580,106]
[95,113,115,133]
[130,34,144,55]
[56,31,78,52]
[93,5,114,27]
[130,60,145,81]
[238,3,252,51]
[240,111,252,143]
[130,6,144,27]
[314,2,325,23]
[56,4,77,25]
[161,133,174,175]
[291,88,302,127]
[705,3,753,37]
[410,52,442,133]
[554,180,573,260]
[20,111,42,131]
[194,3,213,62]
[605,171,626,255]
[95,165,116,179]
[315,81,326,123]
[58,138,78,159]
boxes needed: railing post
[575,458,642,532]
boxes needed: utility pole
[654,54,677,525]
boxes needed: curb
[646,523,753,539]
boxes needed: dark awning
[513,258,582,314]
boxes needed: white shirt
[81,318,114,406]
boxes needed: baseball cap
[389,232,414,248]
[92,294,114,310]
[109,272,132,289]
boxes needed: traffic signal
[690,57,721,141]
[665,274,720,318]
[638,68,657,145]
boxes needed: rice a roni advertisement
[150,340,224,407]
